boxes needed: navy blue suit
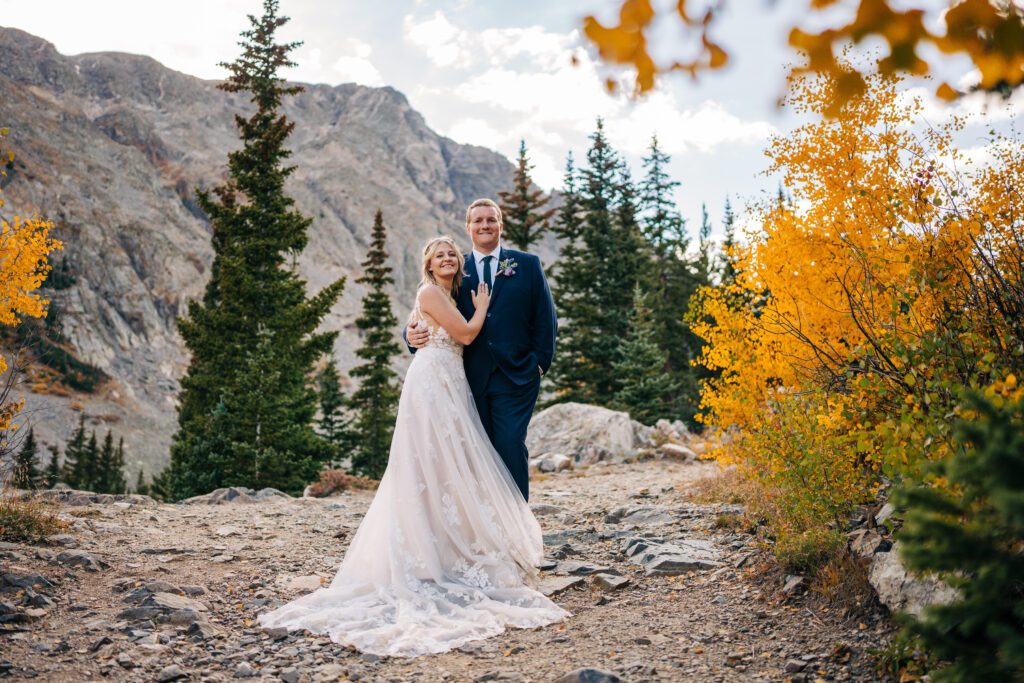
[456,247,557,500]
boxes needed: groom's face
[466,206,502,253]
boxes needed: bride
[258,235,569,657]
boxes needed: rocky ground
[1,459,896,682]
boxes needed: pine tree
[93,431,126,494]
[11,427,41,489]
[613,287,679,424]
[62,413,87,489]
[168,0,345,499]
[895,393,1024,683]
[695,202,714,284]
[718,196,739,287]
[169,326,330,498]
[45,446,60,488]
[548,120,649,405]
[547,152,592,404]
[82,430,99,492]
[637,136,701,421]
[348,210,401,479]
[110,436,127,494]
[316,359,352,465]
[497,140,555,251]
[134,469,149,496]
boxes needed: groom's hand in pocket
[406,321,430,350]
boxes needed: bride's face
[428,243,460,280]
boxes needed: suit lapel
[460,253,477,309]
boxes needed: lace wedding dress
[258,301,568,657]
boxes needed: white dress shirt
[471,244,502,281]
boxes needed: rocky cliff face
[0,26,524,479]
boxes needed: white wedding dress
[258,299,569,657]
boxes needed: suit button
[486,313,491,318]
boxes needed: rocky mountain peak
[0,26,521,477]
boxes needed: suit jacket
[457,246,557,398]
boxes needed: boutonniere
[496,258,518,277]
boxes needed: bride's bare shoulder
[417,283,448,305]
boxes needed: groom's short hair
[465,198,503,225]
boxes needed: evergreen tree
[613,287,679,424]
[168,0,345,499]
[106,435,127,494]
[316,359,352,464]
[45,446,60,488]
[695,202,714,284]
[93,430,125,493]
[497,140,555,251]
[348,210,401,479]
[11,427,41,489]
[82,430,99,492]
[62,413,87,489]
[149,467,170,502]
[134,469,149,496]
[547,152,592,404]
[718,196,739,287]
[637,136,702,421]
[168,326,330,498]
[895,393,1024,683]
[548,120,649,405]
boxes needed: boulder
[869,543,958,617]
[659,443,697,461]
[531,453,574,473]
[848,528,890,558]
[182,487,258,505]
[55,550,108,571]
[556,669,621,683]
[622,537,721,575]
[527,403,646,465]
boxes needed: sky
[2,0,1022,240]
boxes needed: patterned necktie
[482,255,493,288]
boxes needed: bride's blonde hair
[419,235,464,296]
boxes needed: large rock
[621,537,721,575]
[868,543,959,617]
[527,403,648,465]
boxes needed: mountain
[0,26,525,480]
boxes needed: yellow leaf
[935,82,960,101]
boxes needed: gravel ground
[0,459,895,682]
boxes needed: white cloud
[402,11,471,68]
[604,93,777,155]
[292,40,383,87]
[900,85,1024,126]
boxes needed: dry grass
[0,490,68,542]
[810,548,877,615]
[680,466,753,506]
[306,470,378,498]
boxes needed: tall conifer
[11,428,41,489]
[45,446,60,488]
[82,431,99,492]
[497,140,555,251]
[548,121,650,406]
[316,359,352,465]
[349,210,401,479]
[638,136,701,422]
[718,197,739,287]
[548,153,592,404]
[613,287,679,424]
[167,0,345,499]
[62,414,87,489]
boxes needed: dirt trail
[1,459,893,682]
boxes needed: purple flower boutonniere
[496,258,518,278]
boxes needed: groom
[407,198,557,501]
